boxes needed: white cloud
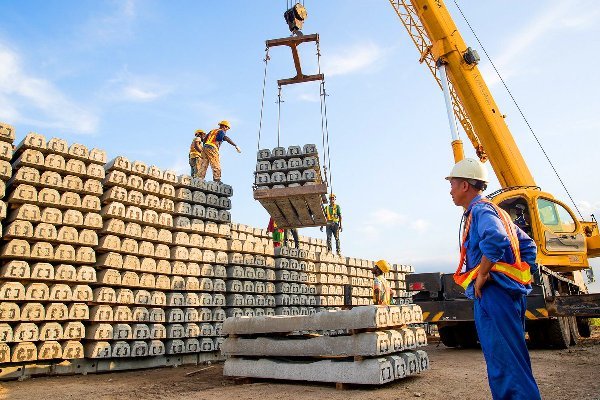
[85,0,139,43]
[322,42,384,77]
[0,43,98,133]
[356,208,430,241]
[411,219,430,233]
[578,200,600,218]
[104,67,171,103]
[167,155,189,176]
[480,1,597,86]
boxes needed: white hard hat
[445,158,489,183]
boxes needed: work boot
[337,249,341,256]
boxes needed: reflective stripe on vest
[453,199,533,289]
[325,205,340,222]
[189,138,202,158]
[204,129,221,149]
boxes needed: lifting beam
[265,34,324,86]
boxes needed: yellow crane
[388,0,600,348]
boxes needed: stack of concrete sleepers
[0,123,14,234]
[391,264,414,303]
[347,258,374,306]
[1,132,105,364]
[273,246,318,316]
[222,305,429,386]
[315,252,348,309]
[226,226,276,320]
[169,175,232,354]
[254,144,322,190]
[87,157,177,361]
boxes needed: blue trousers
[474,282,541,400]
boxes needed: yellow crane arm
[389,0,536,188]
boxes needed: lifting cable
[453,0,584,220]
[256,47,271,152]
[276,85,283,147]
[316,40,334,193]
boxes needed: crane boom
[390,0,536,188]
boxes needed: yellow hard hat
[219,120,231,129]
[375,260,391,274]
[329,193,336,199]
[445,158,489,183]
[194,129,205,136]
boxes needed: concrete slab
[223,306,401,335]
[224,356,394,385]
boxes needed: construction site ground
[2,329,599,400]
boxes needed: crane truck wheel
[438,325,460,348]
[455,322,480,348]
[546,317,571,349]
[568,317,579,346]
[576,317,592,338]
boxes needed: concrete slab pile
[1,131,105,364]
[222,305,429,386]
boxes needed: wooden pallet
[254,184,327,229]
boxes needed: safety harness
[454,199,533,289]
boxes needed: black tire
[456,322,480,348]
[568,317,579,346]
[576,317,592,338]
[546,317,571,349]
[527,322,547,349]
[438,325,460,348]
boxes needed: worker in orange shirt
[197,120,241,182]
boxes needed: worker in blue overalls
[446,158,541,400]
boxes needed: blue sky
[1,1,599,292]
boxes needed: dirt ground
[2,336,599,400]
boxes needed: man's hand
[235,146,241,153]
[474,271,490,298]
[339,225,343,232]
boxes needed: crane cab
[492,188,589,272]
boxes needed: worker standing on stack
[320,193,342,255]
[372,259,393,305]
[189,129,205,177]
[197,120,242,182]
[446,158,541,400]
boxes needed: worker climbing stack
[1,131,105,366]
[253,144,328,229]
[222,305,429,386]
[226,224,276,320]
[170,175,232,354]
[272,245,318,316]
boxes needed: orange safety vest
[204,129,222,149]
[454,199,533,289]
[189,138,202,158]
